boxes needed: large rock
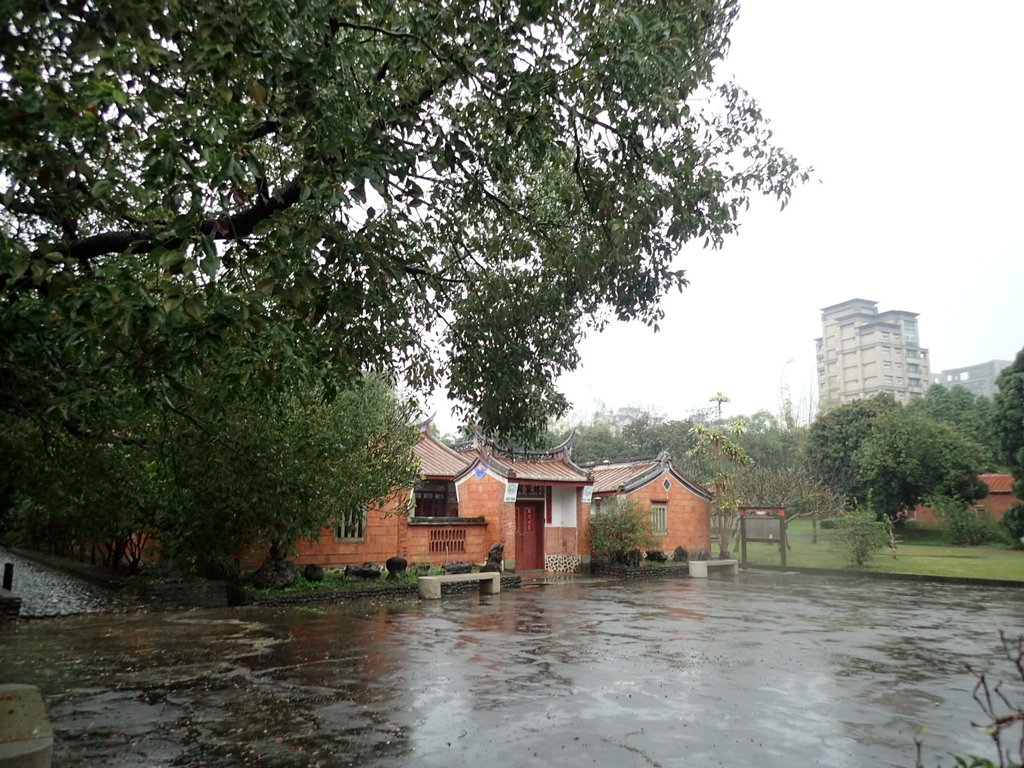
[385,556,407,580]
[443,562,473,575]
[251,558,296,590]
[344,562,381,581]
[303,564,324,582]
[481,543,504,573]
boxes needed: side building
[815,298,930,407]
[932,360,1011,399]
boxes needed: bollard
[0,684,53,768]
[2,563,12,591]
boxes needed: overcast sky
[434,1,1024,432]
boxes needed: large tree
[852,408,987,520]
[1,0,806,442]
[806,395,987,520]
[805,395,900,502]
[994,348,1024,498]
[909,384,1000,470]
[0,374,418,575]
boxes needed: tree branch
[58,176,304,263]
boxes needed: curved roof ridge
[470,426,579,462]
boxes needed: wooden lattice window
[650,503,668,536]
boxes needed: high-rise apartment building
[933,360,1011,399]
[815,299,930,406]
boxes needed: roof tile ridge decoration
[418,421,469,457]
[470,426,577,462]
[586,456,661,471]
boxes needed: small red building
[589,453,713,557]
[288,427,597,573]
[279,430,713,574]
[909,473,1022,523]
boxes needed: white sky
[432,0,1024,432]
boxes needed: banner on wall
[503,482,519,503]
[581,486,593,504]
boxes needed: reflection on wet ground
[2,574,1022,767]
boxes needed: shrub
[932,495,1009,546]
[588,499,656,566]
[819,518,839,530]
[830,508,890,566]
[1002,505,1024,550]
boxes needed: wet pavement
[1,572,1023,767]
[0,547,130,617]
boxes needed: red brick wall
[290,491,409,567]
[455,471,515,563]
[912,492,1022,524]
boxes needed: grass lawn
[741,518,1024,582]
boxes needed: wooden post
[740,518,748,568]
[780,521,787,572]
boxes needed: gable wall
[627,470,711,555]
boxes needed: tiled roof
[590,460,659,493]
[484,455,590,484]
[415,432,472,479]
[980,473,1015,494]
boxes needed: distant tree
[806,395,988,520]
[688,408,750,559]
[736,409,805,473]
[736,464,844,543]
[909,385,1000,470]
[805,395,900,501]
[993,348,1024,498]
[852,408,987,520]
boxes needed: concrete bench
[417,571,501,600]
[0,684,53,768]
[688,559,739,578]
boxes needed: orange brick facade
[911,477,1022,524]
[593,469,712,556]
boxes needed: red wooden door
[515,502,544,570]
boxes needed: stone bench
[0,684,53,768]
[688,559,739,578]
[417,571,501,600]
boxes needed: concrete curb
[741,564,1024,589]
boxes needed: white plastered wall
[550,486,577,528]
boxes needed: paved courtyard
[2,571,1023,767]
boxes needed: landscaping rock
[646,550,668,563]
[443,562,472,574]
[672,546,688,562]
[251,558,297,590]
[385,556,407,580]
[481,543,504,572]
[303,564,324,582]
[344,562,381,580]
